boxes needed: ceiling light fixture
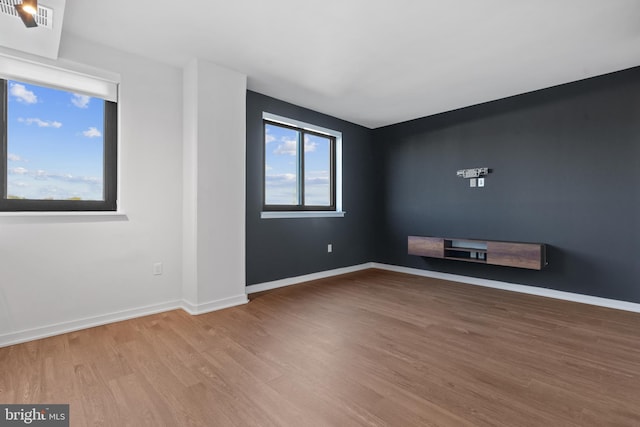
[14,0,38,28]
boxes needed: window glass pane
[6,80,105,201]
[264,123,299,205]
[304,133,331,206]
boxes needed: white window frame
[0,54,118,102]
[261,112,344,219]
[0,54,122,216]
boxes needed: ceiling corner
[0,0,66,60]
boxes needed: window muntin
[264,119,335,211]
[0,78,117,211]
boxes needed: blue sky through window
[265,123,331,206]
[6,80,105,201]
[304,133,331,206]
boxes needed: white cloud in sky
[264,173,298,205]
[8,153,23,162]
[83,127,102,138]
[265,133,276,144]
[9,167,28,175]
[274,139,297,156]
[304,170,330,205]
[304,170,329,183]
[8,166,101,185]
[35,184,98,200]
[9,83,37,104]
[305,177,330,185]
[71,93,91,109]
[266,173,297,183]
[34,169,49,180]
[273,138,318,156]
[304,140,317,152]
[18,117,63,128]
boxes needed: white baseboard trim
[371,263,640,314]
[181,294,249,315]
[246,263,373,294]
[4,261,638,348]
[0,299,183,349]
[0,294,250,348]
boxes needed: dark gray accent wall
[373,67,640,303]
[246,91,375,285]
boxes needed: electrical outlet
[470,178,477,187]
[478,177,485,187]
[153,262,163,275]
[327,244,333,253]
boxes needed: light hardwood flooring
[1,269,640,426]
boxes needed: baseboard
[0,294,250,348]
[4,262,638,348]
[246,263,374,294]
[371,263,640,314]
[246,262,640,314]
[181,294,249,315]
[0,299,183,348]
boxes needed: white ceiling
[9,1,640,128]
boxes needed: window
[262,113,343,217]
[0,64,117,212]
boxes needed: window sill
[0,211,128,223]
[261,211,346,219]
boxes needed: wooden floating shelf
[408,236,547,270]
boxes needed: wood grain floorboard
[1,269,640,426]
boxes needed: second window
[264,118,336,211]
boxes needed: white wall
[182,59,248,313]
[0,35,185,346]
[182,59,199,305]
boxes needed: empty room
[1,1,639,426]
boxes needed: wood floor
[2,269,640,426]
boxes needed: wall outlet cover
[153,262,163,275]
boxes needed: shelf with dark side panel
[408,236,547,270]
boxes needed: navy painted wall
[373,67,640,303]
[246,91,375,285]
